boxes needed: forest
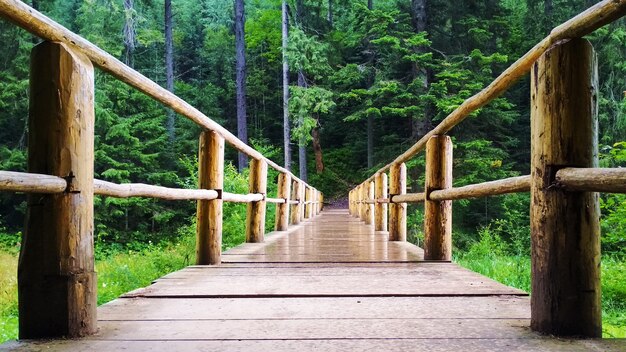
[0,0,625,341]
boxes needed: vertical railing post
[424,135,453,260]
[298,181,306,222]
[358,184,365,221]
[365,181,375,225]
[349,190,353,216]
[246,158,267,243]
[196,130,224,265]
[304,186,312,219]
[530,38,600,337]
[290,180,300,225]
[275,172,291,231]
[318,191,323,213]
[20,41,96,338]
[374,173,388,232]
[389,163,407,241]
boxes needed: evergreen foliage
[0,0,624,340]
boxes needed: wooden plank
[124,269,526,297]
[6,338,625,352]
[98,296,530,320]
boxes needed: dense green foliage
[0,0,625,342]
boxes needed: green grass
[0,251,18,343]
[454,228,626,338]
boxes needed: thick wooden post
[298,181,306,222]
[290,181,301,225]
[358,184,366,221]
[275,173,291,231]
[530,38,601,337]
[246,159,267,243]
[389,163,407,241]
[349,190,353,215]
[19,41,96,338]
[374,173,388,232]
[365,181,374,225]
[304,186,312,219]
[424,135,453,260]
[196,131,224,265]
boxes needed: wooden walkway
[4,209,624,351]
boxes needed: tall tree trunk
[282,1,291,171]
[544,0,553,34]
[164,0,175,142]
[327,0,333,27]
[235,0,248,172]
[123,0,136,68]
[296,0,307,181]
[311,126,324,173]
[410,0,433,141]
[297,72,307,182]
[366,0,374,168]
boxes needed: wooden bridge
[5,209,625,351]
[1,0,626,350]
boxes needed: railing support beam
[374,173,388,232]
[275,173,291,231]
[19,41,97,338]
[246,159,267,243]
[424,135,453,260]
[196,130,224,265]
[530,38,601,337]
[389,163,407,241]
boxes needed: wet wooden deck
[4,209,624,351]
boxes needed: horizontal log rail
[362,0,626,183]
[0,0,325,340]
[556,167,626,193]
[0,0,310,186]
[0,171,323,204]
[95,180,219,200]
[0,171,66,194]
[430,175,531,201]
[349,0,626,339]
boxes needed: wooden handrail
[555,167,626,192]
[0,0,324,340]
[348,1,626,338]
[363,0,626,183]
[0,0,310,187]
[0,171,326,203]
[0,171,67,194]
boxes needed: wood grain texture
[555,167,626,193]
[429,175,530,201]
[530,39,601,337]
[424,136,453,261]
[357,0,626,183]
[274,173,291,231]
[196,131,224,265]
[0,0,319,190]
[389,163,407,241]
[6,338,625,352]
[5,209,623,351]
[374,173,388,231]
[20,41,96,338]
[245,159,268,243]
[0,171,66,194]
[365,181,374,225]
[94,180,219,200]
[290,181,301,225]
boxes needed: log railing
[0,0,322,339]
[350,0,626,338]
